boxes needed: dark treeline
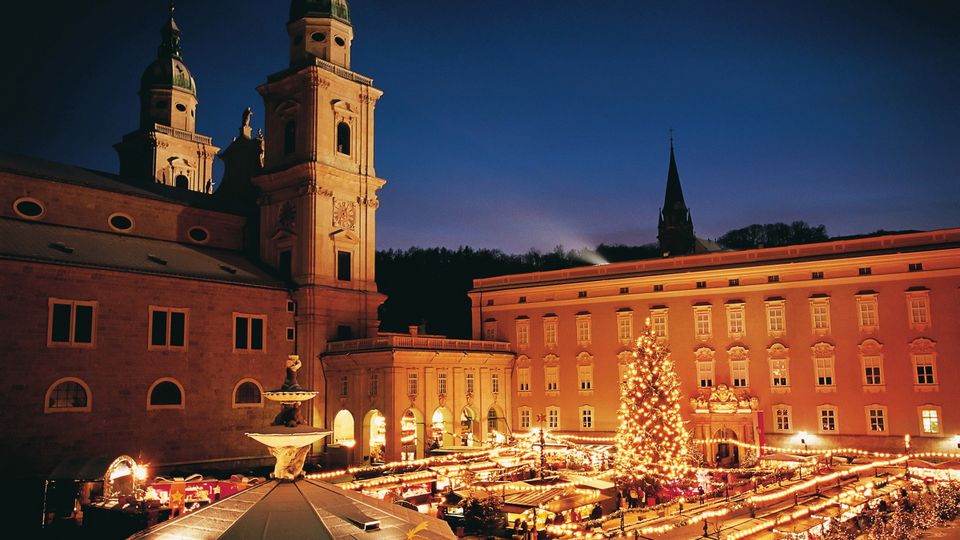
[376,222,914,339]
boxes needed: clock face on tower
[333,199,357,231]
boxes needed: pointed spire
[158,0,183,59]
[663,131,687,212]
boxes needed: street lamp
[798,432,808,480]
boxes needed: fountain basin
[246,428,331,449]
[263,390,319,403]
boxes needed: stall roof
[130,478,455,540]
[562,474,616,491]
[48,457,117,481]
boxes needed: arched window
[336,121,351,155]
[333,409,355,445]
[233,379,263,407]
[284,120,297,155]
[45,378,91,413]
[175,175,189,189]
[148,378,184,410]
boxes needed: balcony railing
[154,124,213,145]
[327,335,512,353]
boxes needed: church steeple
[657,134,696,256]
[114,2,218,192]
[287,0,354,69]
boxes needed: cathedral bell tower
[657,136,696,257]
[253,0,385,428]
[114,3,219,192]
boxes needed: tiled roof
[0,217,286,289]
[0,152,248,215]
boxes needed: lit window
[465,372,475,395]
[149,307,188,350]
[617,311,634,342]
[726,303,746,339]
[765,300,786,337]
[810,298,831,334]
[543,317,558,347]
[920,408,941,434]
[545,366,559,392]
[48,299,97,347]
[857,295,879,331]
[773,406,791,432]
[650,309,668,340]
[491,372,500,394]
[867,407,886,432]
[437,371,448,395]
[580,407,594,430]
[818,406,837,432]
[407,371,419,396]
[575,314,591,346]
[516,319,530,348]
[517,367,531,392]
[578,364,593,392]
[45,378,91,413]
[907,291,931,330]
[547,407,560,429]
[768,344,790,389]
[694,305,712,340]
[519,408,532,429]
[233,313,266,351]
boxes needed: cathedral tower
[657,137,696,256]
[254,0,385,428]
[115,3,219,192]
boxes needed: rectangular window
[578,365,593,391]
[909,296,930,327]
[437,371,448,395]
[859,267,872,276]
[653,284,664,292]
[729,278,740,287]
[819,408,837,432]
[486,299,494,306]
[48,299,96,347]
[766,303,786,335]
[465,372,475,395]
[770,358,789,387]
[369,373,379,396]
[863,356,883,386]
[339,375,349,397]
[516,320,529,347]
[909,263,923,272]
[651,310,668,339]
[726,305,745,338]
[921,409,940,434]
[774,407,791,431]
[858,298,879,330]
[337,250,352,281]
[407,371,419,396]
[915,354,935,385]
[812,271,824,280]
[697,362,714,388]
[519,296,527,303]
[278,250,292,281]
[543,318,558,347]
[576,316,591,345]
[149,307,188,349]
[234,313,266,351]
[811,301,831,333]
[545,366,559,392]
[483,321,497,341]
[547,408,560,429]
[618,314,635,341]
[518,367,531,392]
[768,275,780,283]
[731,360,749,388]
[287,300,296,313]
[694,307,712,340]
[696,281,707,289]
[519,409,531,429]
[621,287,631,294]
[491,372,500,394]
[868,408,886,432]
[815,357,835,387]
[580,408,593,429]
[578,291,588,298]
[286,327,296,341]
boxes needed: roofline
[470,227,960,293]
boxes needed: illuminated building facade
[471,153,960,461]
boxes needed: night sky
[2,1,958,253]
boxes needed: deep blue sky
[2,1,958,252]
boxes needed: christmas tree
[615,321,690,495]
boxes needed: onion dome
[140,3,197,95]
[289,0,351,24]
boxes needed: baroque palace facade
[470,149,960,462]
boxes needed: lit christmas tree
[615,321,690,496]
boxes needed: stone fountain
[246,355,331,480]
